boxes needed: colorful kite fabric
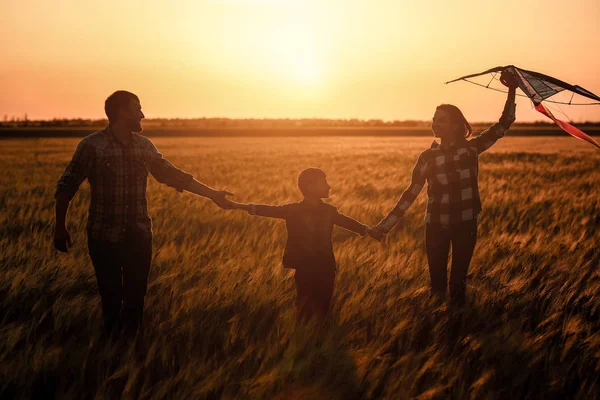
[446,65,600,149]
[534,103,600,149]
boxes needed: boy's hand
[367,227,385,242]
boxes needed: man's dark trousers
[88,228,152,334]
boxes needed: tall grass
[1,136,598,399]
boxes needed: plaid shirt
[56,126,194,242]
[378,123,508,231]
[247,200,369,270]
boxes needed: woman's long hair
[436,104,473,139]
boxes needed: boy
[231,168,383,322]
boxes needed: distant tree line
[2,116,598,129]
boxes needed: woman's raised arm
[469,70,518,154]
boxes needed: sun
[269,24,324,87]
[283,47,321,85]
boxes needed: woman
[373,70,519,306]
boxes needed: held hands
[367,226,385,242]
[367,216,400,242]
[211,190,235,209]
[214,200,255,214]
[209,196,390,244]
[54,226,72,253]
[227,201,251,212]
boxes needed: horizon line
[3,117,600,125]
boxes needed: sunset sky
[2,0,599,122]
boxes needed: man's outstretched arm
[146,140,233,209]
[183,179,234,209]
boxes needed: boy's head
[298,168,331,198]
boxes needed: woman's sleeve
[377,153,428,233]
[468,90,516,154]
[467,124,507,154]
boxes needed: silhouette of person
[372,70,519,306]
[53,90,234,335]
[230,168,382,323]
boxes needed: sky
[1,0,599,122]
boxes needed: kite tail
[534,103,600,150]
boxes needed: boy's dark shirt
[249,199,369,271]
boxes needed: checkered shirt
[56,126,195,242]
[378,123,507,231]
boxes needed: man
[54,90,233,335]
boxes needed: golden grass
[0,136,598,399]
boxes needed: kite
[446,65,600,149]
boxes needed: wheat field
[0,135,599,399]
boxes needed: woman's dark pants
[425,219,478,306]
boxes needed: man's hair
[297,168,326,196]
[104,90,139,122]
[436,104,473,139]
